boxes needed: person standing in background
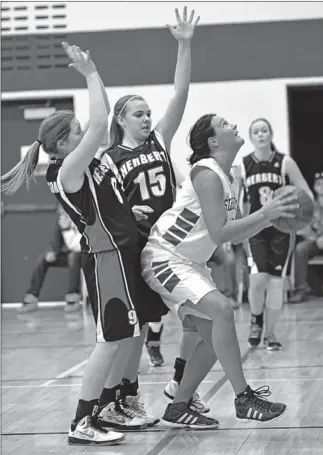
[18,203,82,314]
[236,118,313,351]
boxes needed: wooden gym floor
[2,298,323,455]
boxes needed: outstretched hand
[167,6,200,41]
[62,42,97,77]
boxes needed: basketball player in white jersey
[141,113,298,428]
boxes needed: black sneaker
[161,402,219,429]
[235,385,286,422]
[146,341,164,367]
[248,324,263,347]
[264,333,283,351]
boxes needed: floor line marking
[41,360,88,386]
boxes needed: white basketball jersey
[148,158,238,264]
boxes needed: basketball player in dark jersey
[104,6,210,417]
[237,118,313,350]
[1,43,150,445]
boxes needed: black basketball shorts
[82,247,144,342]
[249,227,295,277]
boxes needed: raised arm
[82,76,110,135]
[191,166,298,246]
[60,43,110,193]
[155,6,199,151]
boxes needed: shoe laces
[100,402,126,423]
[248,385,272,411]
[127,395,147,416]
[266,333,278,344]
[118,400,137,419]
[86,416,108,434]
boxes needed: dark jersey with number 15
[108,131,176,243]
[241,151,290,214]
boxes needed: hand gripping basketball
[270,185,314,233]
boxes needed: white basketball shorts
[141,243,217,322]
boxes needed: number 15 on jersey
[133,166,166,201]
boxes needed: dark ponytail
[187,114,216,166]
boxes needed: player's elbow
[208,229,223,247]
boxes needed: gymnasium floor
[2,299,323,455]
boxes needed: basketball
[270,185,314,233]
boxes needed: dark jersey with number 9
[108,131,176,243]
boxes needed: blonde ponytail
[1,141,40,195]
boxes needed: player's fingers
[279,211,296,218]
[277,189,296,200]
[183,5,187,22]
[194,16,200,26]
[281,196,299,206]
[281,203,299,211]
[138,205,154,213]
[175,8,181,22]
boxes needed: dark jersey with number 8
[108,131,176,243]
[242,151,290,214]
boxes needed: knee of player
[250,274,268,292]
[213,294,234,320]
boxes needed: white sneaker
[68,415,124,445]
[18,294,38,314]
[98,401,148,430]
[64,301,82,313]
[124,394,159,427]
[164,379,210,414]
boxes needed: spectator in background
[290,172,323,302]
[18,203,82,314]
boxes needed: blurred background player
[237,118,313,351]
[18,203,82,314]
[290,171,323,302]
